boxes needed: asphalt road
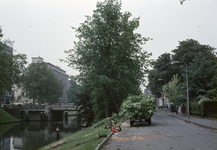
[101,112,217,150]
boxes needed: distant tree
[64,0,152,120]
[147,53,175,97]
[24,63,63,104]
[162,74,186,104]
[67,80,79,103]
[0,27,27,95]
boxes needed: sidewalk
[161,110,217,130]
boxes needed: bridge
[2,104,80,121]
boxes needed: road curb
[161,111,217,131]
[95,120,125,150]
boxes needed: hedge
[190,102,201,115]
[201,100,217,118]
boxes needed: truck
[120,94,156,126]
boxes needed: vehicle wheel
[148,118,151,125]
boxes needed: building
[32,56,68,103]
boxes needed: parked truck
[120,94,156,126]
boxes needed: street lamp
[170,61,190,119]
[158,79,167,107]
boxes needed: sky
[0,0,217,82]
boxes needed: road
[101,112,217,150]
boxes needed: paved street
[101,112,217,150]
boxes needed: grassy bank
[0,109,20,124]
[0,123,19,135]
[39,120,123,150]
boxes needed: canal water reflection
[0,118,81,150]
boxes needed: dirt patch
[111,133,178,141]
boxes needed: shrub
[201,100,217,118]
[190,102,201,115]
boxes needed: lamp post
[158,79,167,107]
[170,61,190,119]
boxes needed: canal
[0,116,82,150]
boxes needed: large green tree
[187,54,217,100]
[64,0,152,120]
[24,63,63,104]
[149,39,217,103]
[171,39,217,101]
[0,27,27,96]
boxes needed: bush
[201,100,217,118]
[190,102,201,115]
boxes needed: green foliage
[67,80,79,103]
[162,74,186,104]
[92,117,111,128]
[0,109,20,124]
[75,86,94,124]
[149,39,217,102]
[92,112,123,128]
[198,96,208,105]
[171,39,217,101]
[201,100,217,118]
[190,102,201,115]
[187,54,217,100]
[0,27,27,95]
[24,63,63,103]
[148,53,175,97]
[63,0,152,120]
[120,94,156,120]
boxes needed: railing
[2,104,45,109]
[51,105,77,110]
[2,104,79,110]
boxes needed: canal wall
[2,105,76,121]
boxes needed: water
[0,118,81,150]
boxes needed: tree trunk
[113,97,119,114]
[105,89,109,118]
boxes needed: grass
[0,108,20,124]
[0,123,19,135]
[38,123,113,150]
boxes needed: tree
[147,53,175,97]
[74,86,94,124]
[172,39,216,67]
[63,0,152,120]
[162,74,186,104]
[24,63,63,104]
[187,54,217,100]
[0,27,27,96]
[67,80,79,103]
[171,39,217,102]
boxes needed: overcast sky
[1,0,217,79]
